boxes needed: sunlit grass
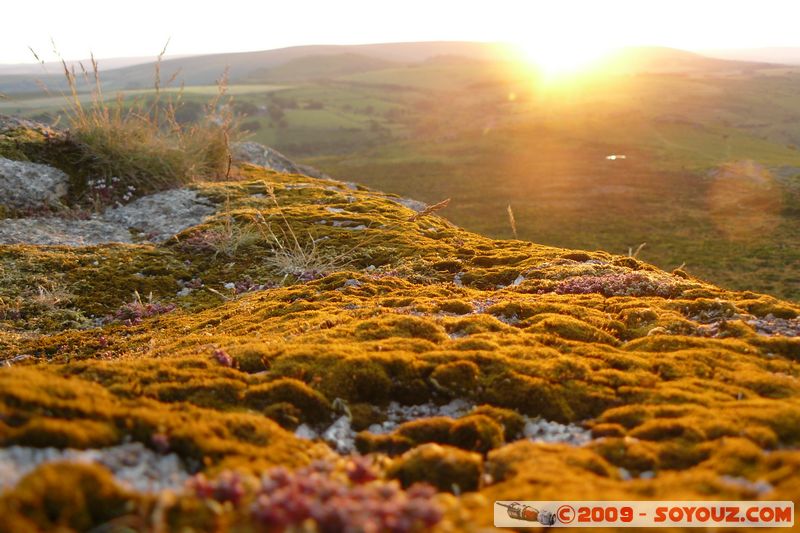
[51,47,235,197]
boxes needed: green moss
[589,437,660,473]
[396,417,455,444]
[320,357,394,404]
[243,378,332,423]
[446,314,511,336]
[355,432,414,455]
[740,298,798,319]
[347,402,384,431]
[388,443,483,493]
[470,405,525,441]
[354,315,448,343]
[598,405,652,429]
[430,360,480,396]
[525,314,620,346]
[261,402,304,429]
[481,370,574,422]
[0,163,799,525]
[228,343,272,373]
[437,300,474,315]
[5,418,119,449]
[150,378,245,408]
[629,419,706,442]
[448,414,505,454]
[590,423,626,438]
[0,462,135,532]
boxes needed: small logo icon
[496,502,557,525]
[557,504,576,524]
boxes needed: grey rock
[102,188,215,242]
[295,398,592,456]
[0,443,189,493]
[0,217,131,246]
[523,418,592,446]
[231,141,329,179]
[0,188,216,247]
[0,114,57,136]
[0,157,69,210]
[231,141,428,214]
[392,197,427,213]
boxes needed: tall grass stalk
[50,44,234,197]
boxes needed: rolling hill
[0,42,771,94]
[2,42,798,302]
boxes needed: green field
[5,53,800,300]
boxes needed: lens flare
[512,39,616,79]
[707,160,783,241]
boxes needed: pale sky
[2,0,799,64]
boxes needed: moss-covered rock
[243,378,332,424]
[388,443,483,493]
[0,462,135,531]
[0,137,799,529]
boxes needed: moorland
[3,42,799,300]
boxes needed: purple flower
[552,272,679,298]
[212,348,234,368]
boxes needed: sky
[2,0,800,64]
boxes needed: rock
[231,141,329,179]
[0,443,189,493]
[0,188,215,247]
[0,217,131,246]
[522,418,592,446]
[0,157,69,210]
[102,188,215,242]
[0,114,57,137]
[392,197,427,213]
[231,141,427,214]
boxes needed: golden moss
[5,418,119,449]
[448,415,505,454]
[430,360,480,396]
[388,443,483,493]
[354,315,448,343]
[243,378,332,423]
[0,160,799,526]
[0,462,135,531]
[470,405,525,441]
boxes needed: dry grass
[261,186,454,281]
[628,242,647,258]
[261,184,344,280]
[507,204,518,239]
[408,198,450,221]
[41,43,234,198]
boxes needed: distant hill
[245,53,399,83]
[0,42,779,96]
[703,47,800,65]
[0,56,185,76]
[597,46,773,74]
[0,42,508,94]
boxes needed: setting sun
[514,40,617,78]
[3,1,800,531]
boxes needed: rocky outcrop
[0,217,130,246]
[2,115,799,532]
[0,162,799,531]
[0,114,57,137]
[0,189,215,246]
[0,157,68,211]
[102,189,216,242]
[231,141,330,179]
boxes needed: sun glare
[514,40,616,79]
